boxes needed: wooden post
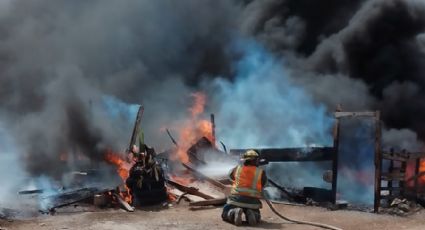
[414,158,421,201]
[210,114,216,147]
[388,158,393,198]
[374,111,382,213]
[399,150,407,197]
[331,116,340,204]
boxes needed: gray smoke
[0,0,238,178]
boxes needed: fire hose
[264,199,343,230]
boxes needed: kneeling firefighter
[222,150,267,226]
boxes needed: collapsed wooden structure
[228,111,422,213]
[14,108,425,216]
[377,149,425,211]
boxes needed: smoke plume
[2,0,425,206]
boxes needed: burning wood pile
[6,96,425,220]
[7,93,230,217]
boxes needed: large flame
[104,151,132,203]
[175,92,214,163]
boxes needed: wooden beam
[166,179,215,200]
[382,153,408,162]
[334,111,377,118]
[189,198,227,206]
[229,147,334,162]
[18,189,44,195]
[127,106,144,153]
[381,172,405,181]
[380,187,404,191]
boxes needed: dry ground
[1,201,425,230]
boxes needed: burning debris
[2,1,425,229]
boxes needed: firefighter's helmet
[242,150,259,160]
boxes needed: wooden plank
[18,189,44,195]
[381,173,405,181]
[40,187,109,212]
[380,187,404,191]
[334,111,376,118]
[382,153,408,162]
[112,193,135,212]
[380,194,399,200]
[409,152,425,158]
[229,147,334,162]
[189,198,227,206]
[127,106,144,153]
[166,179,215,200]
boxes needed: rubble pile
[380,198,423,216]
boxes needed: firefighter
[222,149,267,226]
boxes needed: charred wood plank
[40,187,109,213]
[382,153,408,162]
[229,147,334,162]
[334,111,377,118]
[18,189,44,195]
[381,173,405,181]
[127,105,144,153]
[189,198,227,206]
[380,187,404,191]
[166,179,215,200]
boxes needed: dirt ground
[1,201,425,230]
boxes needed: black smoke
[1,0,425,184]
[242,0,425,148]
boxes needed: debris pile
[380,198,422,216]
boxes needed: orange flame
[105,151,132,203]
[174,92,214,163]
[59,152,68,161]
[419,159,425,184]
[190,92,206,117]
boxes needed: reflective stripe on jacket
[231,165,263,198]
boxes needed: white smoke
[213,40,334,149]
[0,122,27,206]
